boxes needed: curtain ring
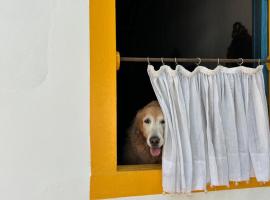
[161,57,165,65]
[147,57,151,65]
[196,58,201,66]
[238,58,244,66]
[217,58,220,65]
[175,57,179,65]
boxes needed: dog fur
[123,101,165,164]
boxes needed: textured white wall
[112,187,270,200]
[0,0,89,199]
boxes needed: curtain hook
[147,57,151,65]
[175,57,179,65]
[161,57,165,65]
[238,58,244,66]
[196,58,201,66]
[217,58,220,65]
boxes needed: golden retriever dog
[123,101,165,164]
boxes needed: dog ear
[130,109,144,135]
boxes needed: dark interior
[116,0,253,165]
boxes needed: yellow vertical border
[90,0,270,199]
[90,0,162,198]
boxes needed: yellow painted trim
[90,0,270,199]
[117,164,161,171]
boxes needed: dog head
[135,101,165,157]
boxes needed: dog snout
[150,136,160,146]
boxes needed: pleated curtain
[147,64,270,194]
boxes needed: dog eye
[144,118,151,124]
[160,119,165,124]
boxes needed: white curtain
[148,64,270,194]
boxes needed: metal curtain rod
[120,57,270,64]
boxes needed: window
[117,0,268,165]
[91,0,270,198]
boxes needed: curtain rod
[120,57,270,64]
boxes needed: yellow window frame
[90,0,270,199]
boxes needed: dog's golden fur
[123,101,164,164]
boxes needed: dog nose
[150,136,160,146]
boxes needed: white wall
[112,187,270,200]
[0,0,89,200]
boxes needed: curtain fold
[147,64,270,193]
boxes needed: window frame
[90,0,270,199]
